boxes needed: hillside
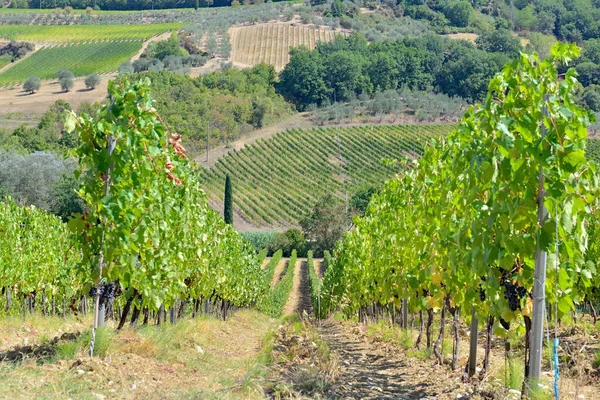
[198,124,452,229]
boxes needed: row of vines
[198,125,451,226]
[318,43,600,392]
[1,77,268,353]
[229,24,338,71]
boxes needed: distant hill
[198,124,453,230]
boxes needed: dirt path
[282,258,303,316]
[131,31,172,61]
[313,258,324,278]
[283,258,312,317]
[194,112,313,168]
[318,319,463,399]
[278,255,450,399]
[270,257,288,288]
[0,32,170,121]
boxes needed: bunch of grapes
[479,285,486,302]
[503,282,528,312]
[89,282,117,305]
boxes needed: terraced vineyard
[0,41,142,84]
[0,23,180,42]
[229,23,338,71]
[198,125,452,227]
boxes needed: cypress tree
[224,175,233,225]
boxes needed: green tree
[331,0,345,17]
[278,47,330,109]
[50,173,85,222]
[224,174,233,225]
[85,74,101,90]
[580,84,600,111]
[582,38,600,64]
[58,68,74,81]
[23,76,41,94]
[118,62,134,75]
[475,29,523,58]
[60,76,74,92]
[576,62,600,86]
[146,34,185,60]
[443,1,473,27]
[300,195,349,257]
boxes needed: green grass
[260,250,296,317]
[198,125,452,226]
[0,41,142,84]
[0,54,12,69]
[0,23,180,42]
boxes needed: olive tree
[85,74,101,90]
[23,76,41,94]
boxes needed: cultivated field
[229,23,338,71]
[198,124,452,227]
[0,23,180,42]
[0,41,142,85]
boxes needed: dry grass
[360,317,600,400]
[229,22,338,71]
[0,313,90,351]
[0,310,278,399]
[445,32,479,44]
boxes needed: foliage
[0,41,142,84]
[262,249,283,284]
[278,33,510,107]
[224,174,233,225]
[349,186,379,217]
[300,195,349,257]
[0,100,78,154]
[0,197,81,303]
[144,33,187,60]
[136,65,291,156]
[580,84,600,112]
[65,75,267,313]
[306,251,323,317]
[84,73,101,90]
[57,68,73,80]
[442,1,473,28]
[118,61,134,75]
[0,40,33,60]
[319,41,598,357]
[59,76,74,92]
[241,231,278,254]
[331,0,345,18]
[475,29,523,58]
[271,229,307,257]
[0,151,75,211]
[23,75,40,93]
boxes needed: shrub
[84,74,101,90]
[23,76,41,94]
[241,231,278,254]
[60,76,74,92]
[118,61,134,75]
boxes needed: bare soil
[313,258,323,278]
[282,258,308,317]
[318,320,461,399]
